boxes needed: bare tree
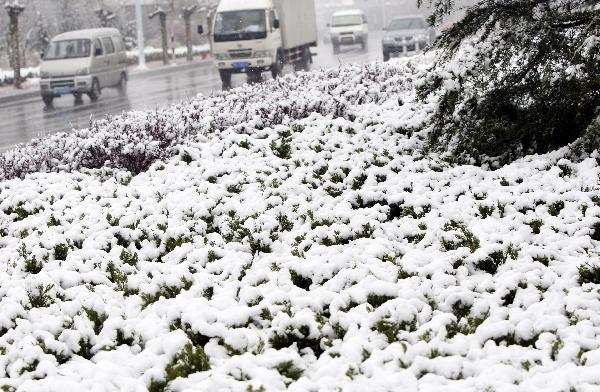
[5,1,25,88]
[181,5,196,62]
[96,8,116,28]
[149,8,168,65]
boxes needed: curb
[0,90,38,106]
[0,58,213,106]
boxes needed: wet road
[0,31,383,150]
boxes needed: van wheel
[117,73,127,94]
[73,93,83,105]
[88,78,101,102]
[42,95,54,108]
[219,70,232,90]
[247,70,262,84]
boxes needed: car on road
[328,9,369,54]
[382,16,435,61]
[39,28,128,107]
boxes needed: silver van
[39,28,128,107]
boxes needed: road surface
[0,32,383,151]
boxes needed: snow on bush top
[0,57,426,182]
[1,56,600,391]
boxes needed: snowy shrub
[419,0,600,164]
[578,263,600,285]
[0,59,421,181]
[1,49,600,390]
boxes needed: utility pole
[380,0,387,30]
[135,0,146,69]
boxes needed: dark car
[382,16,436,61]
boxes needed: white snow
[0,54,599,391]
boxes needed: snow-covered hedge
[0,58,422,182]
[0,67,40,87]
[1,55,600,391]
[126,45,211,65]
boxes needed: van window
[331,14,364,27]
[44,39,91,60]
[102,37,115,54]
[94,39,103,56]
[112,36,124,52]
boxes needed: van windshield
[214,10,267,42]
[45,39,91,60]
[387,18,426,31]
[331,15,363,27]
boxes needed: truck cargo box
[274,0,318,50]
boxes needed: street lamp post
[380,0,387,29]
[135,0,146,69]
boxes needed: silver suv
[382,16,435,61]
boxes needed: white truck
[201,0,318,89]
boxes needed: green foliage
[27,284,54,309]
[548,201,565,217]
[270,131,292,159]
[53,243,69,261]
[181,151,193,164]
[367,294,395,308]
[140,278,192,308]
[19,244,42,274]
[83,308,108,335]
[165,235,191,253]
[419,0,600,163]
[289,270,312,290]
[529,219,543,234]
[239,139,252,149]
[374,317,417,343]
[270,325,323,356]
[442,221,480,253]
[578,263,600,285]
[107,262,137,295]
[275,361,304,382]
[277,213,294,231]
[47,215,61,227]
[120,249,139,267]
[475,245,519,275]
[149,343,210,392]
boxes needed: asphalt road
[0,32,383,150]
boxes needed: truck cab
[212,0,283,88]
[208,0,318,89]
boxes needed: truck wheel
[271,52,284,80]
[88,78,101,102]
[333,44,340,54]
[294,47,311,72]
[383,51,390,62]
[117,73,127,94]
[42,95,54,108]
[219,70,232,89]
[361,39,368,52]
